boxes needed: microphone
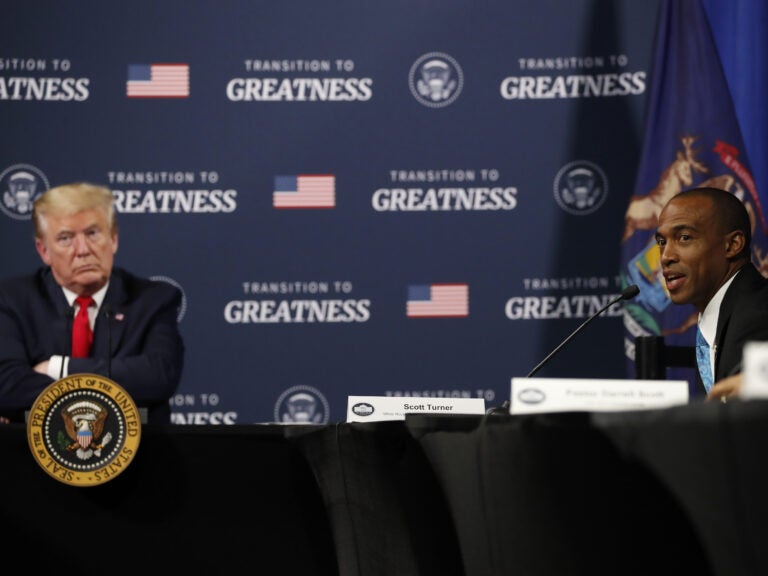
[526,284,640,378]
[61,306,75,379]
[487,285,640,416]
[102,304,113,380]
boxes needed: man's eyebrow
[656,223,696,237]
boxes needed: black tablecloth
[594,399,768,576]
[287,421,463,576]
[0,424,337,575]
[4,399,768,576]
[407,400,768,576]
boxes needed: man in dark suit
[0,182,184,424]
[655,186,768,401]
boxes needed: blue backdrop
[2,0,764,424]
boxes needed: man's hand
[706,373,742,402]
[33,360,50,375]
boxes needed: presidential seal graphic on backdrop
[274,385,329,424]
[0,163,50,220]
[27,373,142,487]
[408,52,464,108]
[151,274,188,322]
[553,160,608,215]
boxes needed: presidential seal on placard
[26,373,142,487]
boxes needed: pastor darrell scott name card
[509,377,688,414]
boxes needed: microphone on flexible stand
[61,306,75,380]
[526,284,640,378]
[490,285,640,414]
[102,304,113,380]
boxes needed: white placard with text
[740,341,768,399]
[509,378,689,414]
[346,395,486,422]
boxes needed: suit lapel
[41,268,75,355]
[713,265,758,378]
[93,273,127,358]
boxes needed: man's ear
[725,230,746,259]
[35,237,51,265]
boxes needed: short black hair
[674,186,751,258]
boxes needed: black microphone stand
[488,285,640,415]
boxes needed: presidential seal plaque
[26,373,142,487]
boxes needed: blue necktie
[696,327,714,393]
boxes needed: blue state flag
[620,0,768,382]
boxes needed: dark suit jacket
[710,263,768,385]
[0,266,184,424]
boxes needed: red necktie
[72,296,95,358]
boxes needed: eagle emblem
[62,400,113,460]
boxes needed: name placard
[741,341,768,399]
[346,395,486,422]
[509,378,689,414]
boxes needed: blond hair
[32,182,117,238]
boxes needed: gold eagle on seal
[61,400,113,460]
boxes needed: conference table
[3,399,768,575]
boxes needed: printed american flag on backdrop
[273,175,335,209]
[406,284,469,318]
[126,64,189,98]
